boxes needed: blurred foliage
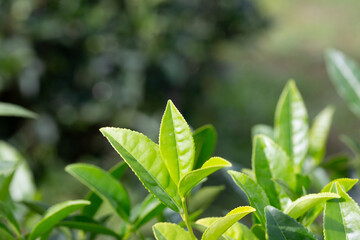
[0,0,268,201]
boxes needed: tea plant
[2,70,360,239]
[100,100,254,240]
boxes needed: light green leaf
[284,192,340,219]
[322,178,358,193]
[309,106,334,165]
[0,202,21,237]
[82,161,127,218]
[29,200,90,240]
[252,135,295,209]
[178,157,231,197]
[153,223,192,240]
[193,125,217,169]
[159,100,195,183]
[274,80,309,170]
[265,206,316,240]
[325,49,360,118]
[252,124,274,140]
[251,224,266,240]
[195,217,257,240]
[302,178,358,226]
[132,194,165,229]
[100,127,181,212]
[0,102,37,118]
[66,164,130,221]
[188,185,224,214]
[324,182,360,240]
[200,206,255,240]
[0,141,35,202]
[228,170,269,226]
[241,168,255,180]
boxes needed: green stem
[181,197,196,240]
[122,224,133,240]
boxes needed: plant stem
[181,197,196,240]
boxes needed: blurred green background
[1,0,360,220]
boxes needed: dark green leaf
[193,125,217,169]
[265,206,316,240]
[228,170,269,226]
[0,202,20,237]
[66,164,130,221]
[57,218,121,239]
[132,194,165,229]
[29,200,90,240]
[82,161,127,217]
[21,201,49,215]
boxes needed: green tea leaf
[321,178,358,193]
[153,223,192,240]
[100,127,181,212]
[66,164,130,221]
[132,194,166,229]
[0,141,35,202]
[228,170,269,226]
[251,224,266,240]
[274,80,309,170]
[265,206,316,240]
[58,217,121,239]
[272,179,298,201]
[21,201,49,215]
[195,217,256,240]
[252,135,295,209]
[159,100,195,183]
[0,226,15,240]
[325,49,360,118]
[284,193,339,219]
[193,125,217,169]
[0,202,21,237]
[324,182,360,240]
[29,200,90,240]
[200,206,256,240]
[178,157,231,197]
[82,161,127,217]
[309,106,334,164]
[302,178,358,226]
[188,185,225,214]
[0,102,37,118]
[252,124,274,140]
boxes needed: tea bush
[2,52,360,239]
